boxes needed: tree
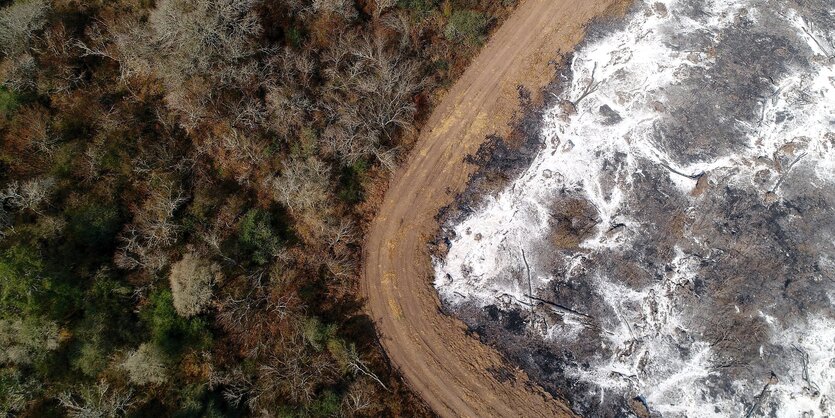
[0,368,40,416]
[146,0,263,126]
[58,380,134,417]
[114,179,187,272]
[169,252,220,317]
[1,177,56,235]
[0,0,50,57]
[310,0,358,20]
[320,33,423,170]
[0,316,59,366]
[0,245,47,313]
[270,156,331,214]
[120,343,168,386]
[0,178,55,216]
[237,209,283,266]
[373,0,396,20]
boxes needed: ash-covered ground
[434,0,835,416]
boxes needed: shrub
[169,253,220,317]
[444,10,489,46]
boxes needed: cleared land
[362,0,623,416]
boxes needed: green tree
[142,289,211,356]
[237,209,283,266]
[0,245,46,314]
[65,202,121,251]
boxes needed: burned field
[435,0,835,416]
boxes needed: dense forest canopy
[0,0,514,416]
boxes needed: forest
[0,0,514,416]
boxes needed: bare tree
[309,0,358,20]
[0,0,50,57]
[269,156,331,214]
[343,378,382,415]
[0,177,55,217]
[115,178,187,272]
[373,0,396,20]
[216,283,297,357]
[320,33,424,170]
[256,341,337,406]
[58,380,134,418]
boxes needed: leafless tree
[208,366,254,409]
[115,179,187,272]
[0,0,50,57]
[309,0,358,20]
[320,33,424,170]
[58,380,135,418]
[257,342,337,406]
[0,177,56,217]
[216,284,297,356]
[373,0,396,20]
[269,156,331,214]
[343,378,381,415]
[339,342,388,391]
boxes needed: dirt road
[363,0,622,416]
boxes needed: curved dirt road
[363,0,623,416]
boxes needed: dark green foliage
[142,289,211,356]
[0,87,18,117]
[307,391,340,417]
[338,159,367,204]
[70,271,136,376]
[0,245,78,318]
[173,384,229,418]
[0,368,38,415]
[287,27,304,49]
[70,338,108,377]
[0,245,44,314]
[65,201,121,250]
[237,208,284,266]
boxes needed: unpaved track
[363,1,621,416]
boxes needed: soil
[361,0,625,416]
